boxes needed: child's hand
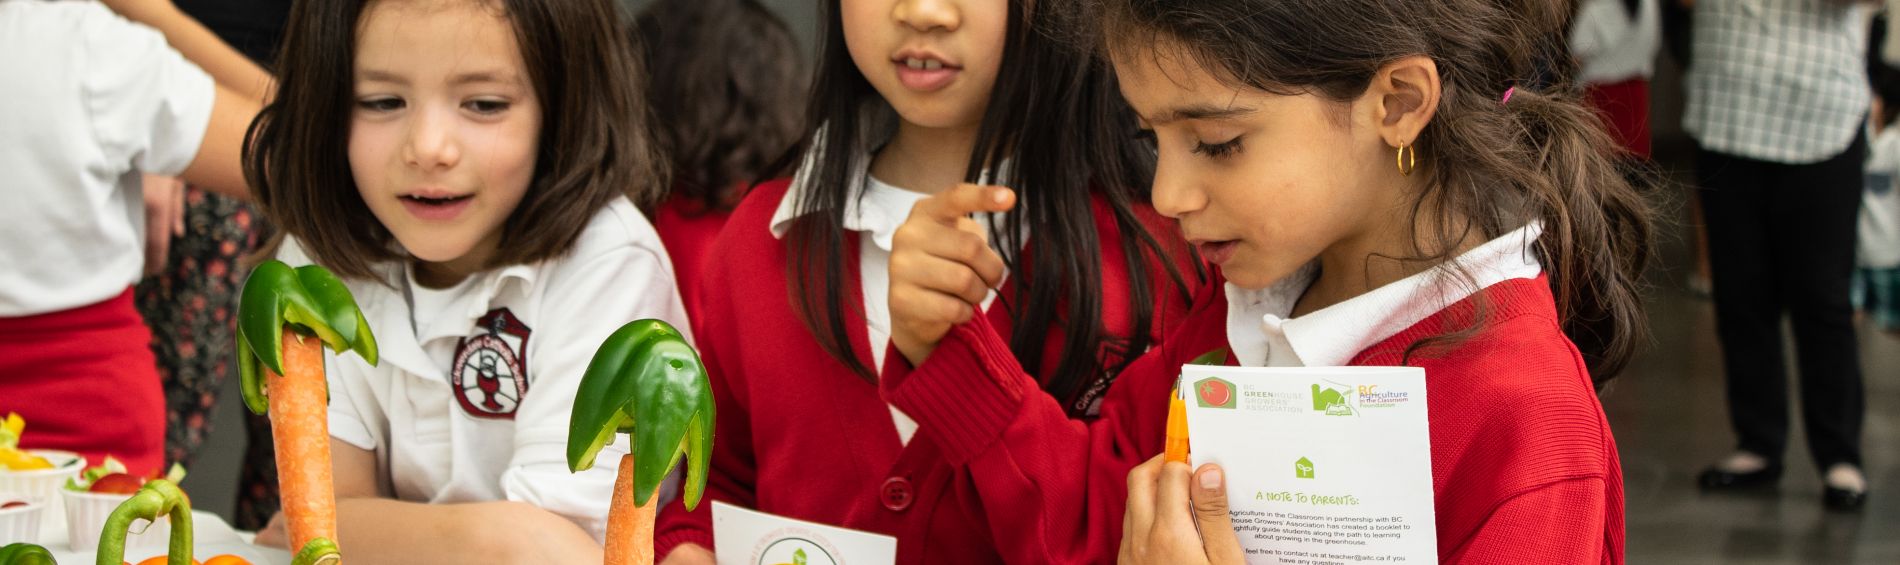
[251,511,288,548]
[1119,455,1246,565]
[889,184,1016,367]
[140,174,185,277]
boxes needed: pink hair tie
[1500,86,1517,105]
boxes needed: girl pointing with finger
[651,0,1200,561]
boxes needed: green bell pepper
[237,260,379,415]
[95,480,192,565]
[565,319,714,510]
[0,543,55,565]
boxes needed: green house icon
[1295,457,1315,479]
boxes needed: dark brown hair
[787,0,1195,412]
[1098,0,1653,385]
[634,0,805,212]
[245,0,667,279]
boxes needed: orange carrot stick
[603,452,656,565]
[267,331,337,553]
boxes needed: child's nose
[892,0,960,34]
[1151,158,1206,219]
[402,109,461,171]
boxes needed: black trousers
[1697,132,1867,469]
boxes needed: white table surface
[40,510,290,565]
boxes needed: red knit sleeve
[1444,477,1614,564]
[878,280,1225,564]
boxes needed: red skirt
[0,288,165,475]
[1584,78,1653,160]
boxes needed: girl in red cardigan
[650,0,1196,562]
[887,1,1653,564]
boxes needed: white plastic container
[0,494,45,545]
[0,449,83,528]
[62,488,171,551]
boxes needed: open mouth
[902,57,951,71]
[892,51,962,92]
[399,193,474,221]
[401,194,472,206]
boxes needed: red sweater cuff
[881,317,1028,464]
[655,528,714,562]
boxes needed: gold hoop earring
[1396,142,1417,177]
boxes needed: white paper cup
[0,494,45,545]
[0,449,84,528]
[62,488,171,551]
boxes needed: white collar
[1225,222,1546,367]
[768,107,1013,252]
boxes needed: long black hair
[783,0,1193,413]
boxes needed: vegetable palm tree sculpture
[236,260,377,563]
[566,319,714,565]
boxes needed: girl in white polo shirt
[0,0,267,476]
[244,0,682,563]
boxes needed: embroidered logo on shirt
[452,308,532,419]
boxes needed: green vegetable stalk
[94,480,191,565]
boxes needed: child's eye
[357,97,404,112]
[464,98,511,115]
[1193,136,1244,159]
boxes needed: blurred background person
[1686,0,1875,511]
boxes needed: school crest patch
[452,308,532,419]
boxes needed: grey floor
[1609,236,1900,564]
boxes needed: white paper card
[1182,365,1437,564]
[712,501,897,565]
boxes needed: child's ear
[1369,55,1441,149]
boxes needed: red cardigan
[654,179,1199,563]
[882,271,1625,564]
[653,192,736,312]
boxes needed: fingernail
[993,190,1010,204]
[1200,468,1222,490]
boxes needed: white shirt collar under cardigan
[767,104,1013,252]
[1226,222,1545,367]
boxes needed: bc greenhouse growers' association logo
[1195,377,1237,409]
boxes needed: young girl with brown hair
[894,0,1653,562]
[244,0,684,561]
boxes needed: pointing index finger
[916,183,1016,224]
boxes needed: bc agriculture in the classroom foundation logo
[1312,381,1356,416]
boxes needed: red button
[880,477,913,512]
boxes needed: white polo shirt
[1226,223,1545,367]
[0,0,215,316]
[277,197,692,542]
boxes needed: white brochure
[1182,365,1437,564]
[712,501,897,565]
